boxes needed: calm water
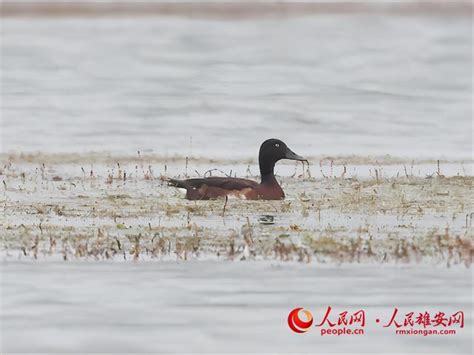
[1,15,472,159]
[2,262,472,353]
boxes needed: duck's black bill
[285,148,308,163]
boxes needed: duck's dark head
[258,138,307,179]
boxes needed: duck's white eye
[275,143,280,147]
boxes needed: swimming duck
[166,139,307,200]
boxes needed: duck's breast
[243,184,285,200]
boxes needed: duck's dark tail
[161,176,189,189]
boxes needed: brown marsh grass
[1,153,472,266]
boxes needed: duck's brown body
[166,139,306,201]
[167,176,284,200]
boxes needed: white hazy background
[1,5,472,159]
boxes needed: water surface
[1,15,471,159]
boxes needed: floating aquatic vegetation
[1,153,472,266]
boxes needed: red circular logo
[288,307,313,333]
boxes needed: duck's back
[166,176,259,200]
